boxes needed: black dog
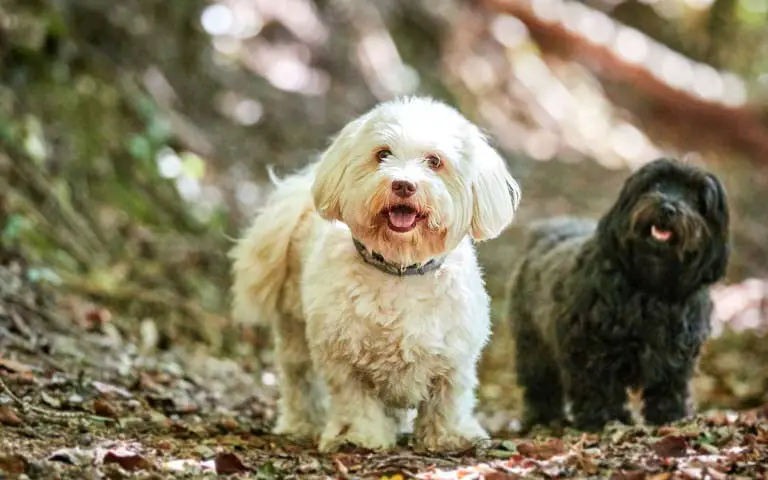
[507,158,730,431]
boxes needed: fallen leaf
[103,451,153,472]
[657,426,680,436]
[483,473,519,480]
[93,398,120,418]
[0,454,28,474]
[195,445,215,459]
[705,468,728,480]
[164,458,211,473]
[48,448,93,466]
[680,467,704,479]
[610,471,646,480]
[219,416,239,431]
[652,435,688,458]
[333,457,349,477]
[92,381,133,399]
[698,443,720,455]
[0,406,23,426]
[517,438,565,460]
[214,452,248,475]
[0,357,33,373]
[707,411,732,426]
[83,306,112,331]
[297,457,320,473]
[738,411,759,427]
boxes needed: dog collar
[352,238,445,277]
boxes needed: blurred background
[1,0,767,434]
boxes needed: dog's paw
[318,421,398,452]
[416,419,489,452]
[273,416,322,439]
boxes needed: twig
[10,309,38,343]
[0,373,114,424]
[4,292,70,333]
[0,325,69,372]
[332,457,351,480]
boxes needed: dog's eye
[426,154,442,169]
[376,149,392,162]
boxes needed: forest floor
[1,241,767,479]
[0,161,767,480]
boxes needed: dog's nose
[391,180,417,198]
[661,203,677,217]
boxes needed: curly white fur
[230,97,520,452]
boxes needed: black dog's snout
[660,203,677,217]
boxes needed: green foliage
[0,0,232,351]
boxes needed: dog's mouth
[384,205,426,233]
[650,224,673,243]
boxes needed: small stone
[699,443,719,455]
[140,319,159,352]
[149,410,168,424]
[500,440,517,451]
[488,449,514,459]
[195,445,215,459]
[118,416,145,428]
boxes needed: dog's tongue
[651,225,673,242]
[389,209,417,229]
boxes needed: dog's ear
[699,173,730,283]
[311,117,366,221]
[469,132,521,241]
[702,173,729,231]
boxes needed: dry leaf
[0,454,28,474]
[517,438,565,460]
[83,306,112,331]
[484,472,519,480]
[219,416,239,431]
[103,451,153,472]
[0,357,33,373]
[214,452,249,475]
[93,398,120,418]
[652,435,688,458]
[610,471,646,480]
[0,406,23,426]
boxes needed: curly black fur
[507,158,730,432]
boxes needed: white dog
[230,97,520,452]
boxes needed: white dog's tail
[229,164,316,326]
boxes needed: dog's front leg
[318,367,398,452]
[566,369,632,431]
[414,370,488,452]
[642,366,693,425]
